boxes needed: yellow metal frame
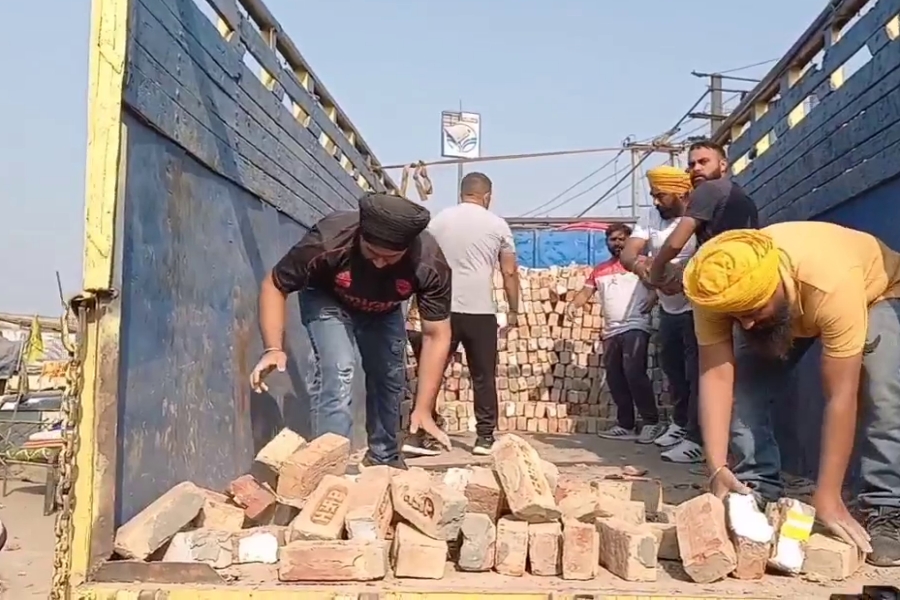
[69,0,775,598]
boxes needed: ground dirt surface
[0,433,895,599]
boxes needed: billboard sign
[441,111,481,159]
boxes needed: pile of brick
[111,430,864,584]
[403,266,668,435]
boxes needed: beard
[743,300,794,359]
[656,205,681,220]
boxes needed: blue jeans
[731,298,900,509]
[299,289,407,463]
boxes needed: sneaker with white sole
[637,423,667,444]
[597,425,638,440]
[661,439,704,463]
[654,423,687,448]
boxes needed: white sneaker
[654,423,687,448]
[597,425,638,440]
[637,423,667,445]
[661,439,704,463]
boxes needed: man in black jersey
[648,139,760,289]
[250,193,452,469]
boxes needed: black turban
[358,193,431,251]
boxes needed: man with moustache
[648,139,759,287]
[250,193,452,470]
[683,222,900,566]
[568,223,660,443]
[621,166,702,462]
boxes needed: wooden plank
[129,11,351,213]
[235,17,383,192]
[762,108,900,221]
[124,66,326,228]
[145,0,364,201]
[738,36,900,205]
[93,560,226,583]
[206,0,240,33]
[728,0,900,160]
[714,0,876,146]
[768,132,900,222]
[741,47,900,215]
[237,0,397,194]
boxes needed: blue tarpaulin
[513,229,612,268]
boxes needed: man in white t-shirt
[621,165,702,463]
[567,223,662,443]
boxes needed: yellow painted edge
[71,0,129,587]
[73,585,772,600]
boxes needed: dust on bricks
[391,522,448,579]
[494,516,529,576]
[528,521,562,576]
[561,519,598,580]
[675,493,736,583]
[276,432,350,502]
[114,481,205,560]
[278,540,389,581]
[492,434,559,523]
[345,465,393,541]
[458,512,496,572]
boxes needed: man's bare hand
[633,257,652,282]
[409,409,451,450]
[250,349,287,393]
[709,466,752,499]
[813,491,872,553]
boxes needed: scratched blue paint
[111,0,385,524]
[728,0,900,481]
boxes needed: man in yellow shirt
[683,221,900,566]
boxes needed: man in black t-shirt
[250,193,453,469]
[648,139,760,289]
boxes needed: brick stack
[403,266,669,434]
[112,431,863,584]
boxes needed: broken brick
[345,465,393,541]
[726,492,773,580]
[391,469,467,541]
[162,528,233,569]
[592,478,663,513]
[494,516,529,577]
[391,522,448,579]
[289,474,353,540]
[766,498,815,575]
[464,467,505,521]
[458,512,496,572]
[596,518,657,582]
[228,474,276,522]
[276,432,350,503]
[527,521,562,576]
[559,490,645,525]
[278,540,389,581]
[561,519,598,580]
[675,493,736,583]
[492,435,559,523]
[195,489,245,531]
[114,481,205,560]
[232,526,286,565]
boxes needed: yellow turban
[683,229,781,313]
[646,166,692,195]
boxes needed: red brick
[802,533,865,581]
[278,540,389,581]
[726,492,773,580]
[228,474,276,522]
[345,465,393,541]
[289,474,353,540]
[391,469,467,541]
[391,522,448,579]
[276,432,350,503]
[492,435,559,523]
[195,489,245,531]
[251,427,307,488]
[527,521,562,576]
[596,518,657,582]
[647,522,679,560]
[561,519,598,580]
[675,493,736,583]
[464,467,505,521]
[458,513,496,572]
[494,516,529,576]
[114,481,205,560]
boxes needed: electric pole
[689,71,754,137]
[621,137,688,217]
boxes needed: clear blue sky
[0,0,826,315]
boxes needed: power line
[517,150,624,217]
[376,145,626,170]
[718,58,778,74]
[575,151,654,218]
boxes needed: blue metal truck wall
[722,0,900,480]
[110,0,393,523]
[512,230,613,269]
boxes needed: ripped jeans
[300,289,407,463]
